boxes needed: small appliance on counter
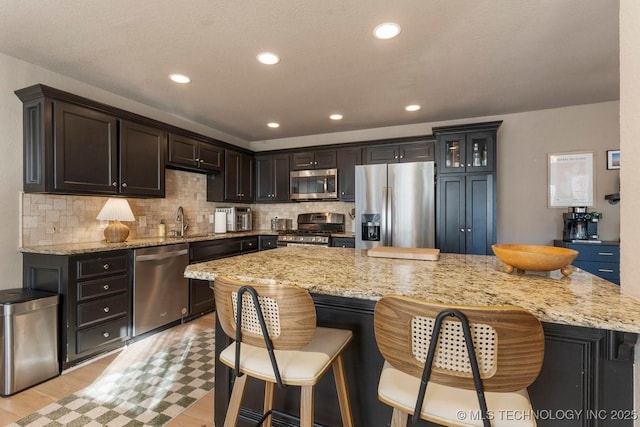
[270,217,293,231]
[562,207,601,242]
[215,207,252,232]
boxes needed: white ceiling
[0,0,619,143]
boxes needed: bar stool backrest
[215,276,317,350]
[374,294,544,392]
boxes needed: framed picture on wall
[607,150,620,170]
[548,151,594,207]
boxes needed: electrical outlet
[139,216,147,227]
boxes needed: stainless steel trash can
[1,288,59,396]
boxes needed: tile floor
[0,312,216,427]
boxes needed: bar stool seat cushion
[220,327,352,386]
[379,361,536,427]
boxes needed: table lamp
[96,198,136,243]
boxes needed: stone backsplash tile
[21,169,355,246]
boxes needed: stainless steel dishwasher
[133,243,189,337]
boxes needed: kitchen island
[185,246,640,427]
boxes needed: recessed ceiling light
[329,114,343,121]
[257,52,280,65]
[405,104,421,112]
[267,122,280,128]
[169,73,191,84]
[374,23,401,40]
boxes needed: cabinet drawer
[77,255,128,279]
[77,274,129,301]
[77,293,129,328]
[76,315,129,354]
[573,261,619,284]
[241,238,258,253]
[259,235,278,250]
[190,239,242,262]
[331,237,356,248]
[571,244,619,263]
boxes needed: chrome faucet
[176,206,189,237]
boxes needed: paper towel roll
[214,211,227,233]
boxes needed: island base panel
[214,296,636,427]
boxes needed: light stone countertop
[184,245,640,334]
[19,231,277,255]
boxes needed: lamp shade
[96,198,135,222]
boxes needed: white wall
[620,0,640,298]
[619,2,640,421]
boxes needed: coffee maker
[562,207,601,242]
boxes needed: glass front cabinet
[438,131,495,174]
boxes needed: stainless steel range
[277,213,345,246]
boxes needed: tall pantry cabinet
[434,121,502,255]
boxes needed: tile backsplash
[21,169,355,247]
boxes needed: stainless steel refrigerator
[355,162,435,249]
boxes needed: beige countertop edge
[184,246,640,334]
[19,230,278,255]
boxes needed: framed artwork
[548,151,594,207]
[607,150,620,170]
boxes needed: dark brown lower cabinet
[23,251,132,371]
[187,236,263,319]
[214,295,636,427]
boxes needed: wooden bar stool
[374,294,544,427]
[214,276,354,427]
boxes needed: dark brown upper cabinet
[337,147,362,201]
[434,121,502,174]
[363,140,434,164]
[119,120,166,197]
[207,149,254,202]
[291,149,337,170]
[255,153,290,202]
[168,133,223,173]
[15,85,166,198]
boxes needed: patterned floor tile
[8,329,215,427]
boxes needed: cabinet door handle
[195,158,200,162]
[103,284,110,291]
[103,263,110,270]
[341,191,345,195]
[102,332,110,338]
[112,181,118,187]
[394,155,398,159]
[399,155,404,159]
[122,182,127,188]
[598,268,615,273]
[460,228,465,232]
[103,306,110,313]
[598,252,614,256]
[467,228,472,233]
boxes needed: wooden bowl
[491,244,578,276]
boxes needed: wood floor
[0,312,217,426]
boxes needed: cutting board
[367,246,440,261]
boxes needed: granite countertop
[19,230,278,255]
[185,245,640,333]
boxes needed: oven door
[290,169,338,200]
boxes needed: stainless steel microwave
[290,168,338,200]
